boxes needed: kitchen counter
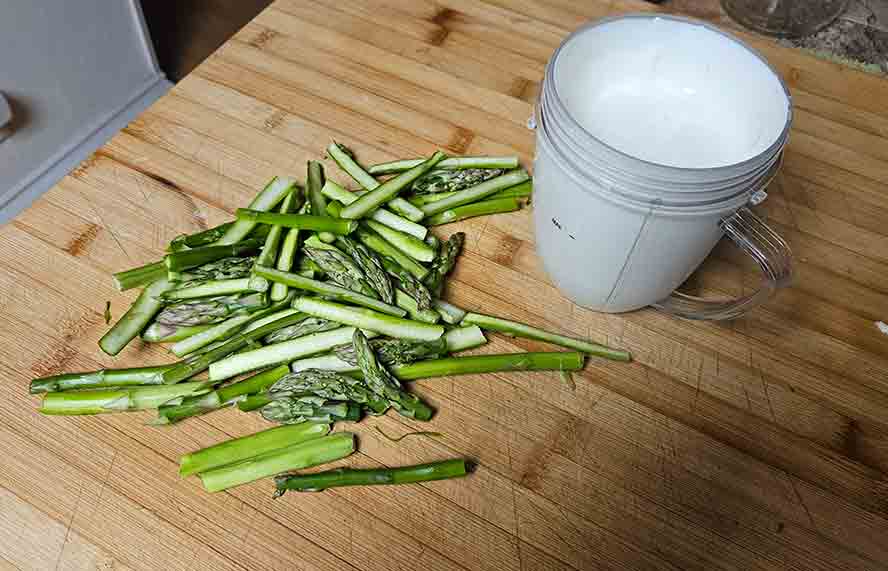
[2,1,888,569]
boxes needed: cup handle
[651,207,792,320]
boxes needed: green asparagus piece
[386,260,432,311]
[424,232,465,297]
[154,293,268,327]
[39,382,209,415]
[441,324,487,351]
[267,369,389,414]
[261,398,362,425]
[364,220,435,262]
[160,310,310,385]
[336,236,395,305]
[392,352,585,380]
[181,256,256,282]
[179,422,330,477]
[412,168,504,194]
[433,300,466,324]
[263,316,339,344]
[30,365,171,394]
[162,278,259,300]
[236,210,357,235]
[208,326,373,381]
[293,297,444,342]
[304,247,378,299]
[198,432,356,492]
[333,337,448,366]
[252,188,301,292]
[168,221,235,252]
[142,322,214,343]
[274,459,468,495]
[289,354,362,374]
[272,200,309,301]
[352,329,433,420]
[394,289,440,323]
[112,261,167,291]
[215,177,296,245]
[254,266,405,316]
[463,313,631,361]
[156,365,290,424]
[337,147,447,219]
[355,224,429,280]
[164,240,263,273]
[408,180,532,207]
[238,394,274,412]
[306,160,336,244]
[368,156,519,174]
[420,170,530,217]
[426,197,522,226]
[321,180,427,239]
[99,278,173,356]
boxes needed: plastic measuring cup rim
[545,13,793,177]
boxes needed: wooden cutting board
[2,1,888,569]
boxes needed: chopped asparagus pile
[31,144,630,495]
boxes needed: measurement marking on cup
[552,218,562,230]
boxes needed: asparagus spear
[290,354,362,374]
[321,179,427,239]
[153,293,268,327]
[394,289,440,324]
[337,147,447,220]
[112,261,167,291]
[39,382,209,415]
[333,337,448,366]
[198,432,356,492]
[157,364,290,424]
[30,365,171,394]
[267,369,389,414]
[368,156,519,174]
[168,221,235,252]
[392,352,584,380]
[180,256,256,282]
[161,278,259,300]
[160,310,310,385]
[272,201,309,301]
[179,422,330,477]
[355,224,429,280]
[293,297,444,342]
[426,197,522,226]
[274,459,468,495]
[326,142,425,222]
[261,399,361,425]
[263,317,340,345]
[99,278,173,355]
[303,247,378,299]
[352,329,433,420]
[424,232,465,297]
[254,266,405,316]
[236,210,357,235]
[251,189,301,291]
[164,240,263,273]
[420,170,530,217]
[385,260,432,311]
[208,326,374,381]
[142,322,214,343]
[462,313,631,361]
[215,177,296,245]
[364,220,435,262]
[336,236,394,305]
[306,160,336,244]
[409,182,531,207]
[412,168,504,194]
[433,300,466,324]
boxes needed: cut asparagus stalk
[141,322,214,343]
[355,224,429,280]
[156,364,291,425]
[162,278,259,300]
[409,180,533,207]
[170,293,294,357]
[160,311,309,385]
[198,432,356,492]
[434,300,466,324]
[215,177,296,245]
[272,201,310,301]
[326,142,426,222]
[426,197,522,226]
[306,160,336,243]
[154,292,267,328]
[368,156,519,174]
[39,382,209,415]
[242,308,303,334]
[364,220,435,262]
[424,232,465,297]
[274,458,468,494]
[335,146,446,219]
[290,354,361,373]
[322,180,427,239]
[238,394,273,412]
[261,399,362,425]
[236,210,357,235]
[164,239,263,273]
[293,298,444,342]
[168,221,235,252]
[208,326,373,381]
[462,313,631,361]
[179,422,330,477]
[337,236,395,305]
[252,188,300,291]
[99,278,173,356]
[30,365,171,394]
[112,261,167,291]
[395,290,440,324]
[412,168,505,194]
[391,352,585,380]
[254,266,405,317]
[420,170,530,217]
[443,325,487,351]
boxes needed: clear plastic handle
[652,207,793,320]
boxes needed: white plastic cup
[532,14,794,319]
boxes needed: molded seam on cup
[545,13,793,177]
[603,202,658,309]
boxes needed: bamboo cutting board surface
[3,1,888,569]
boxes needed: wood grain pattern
[3,1,888,569]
